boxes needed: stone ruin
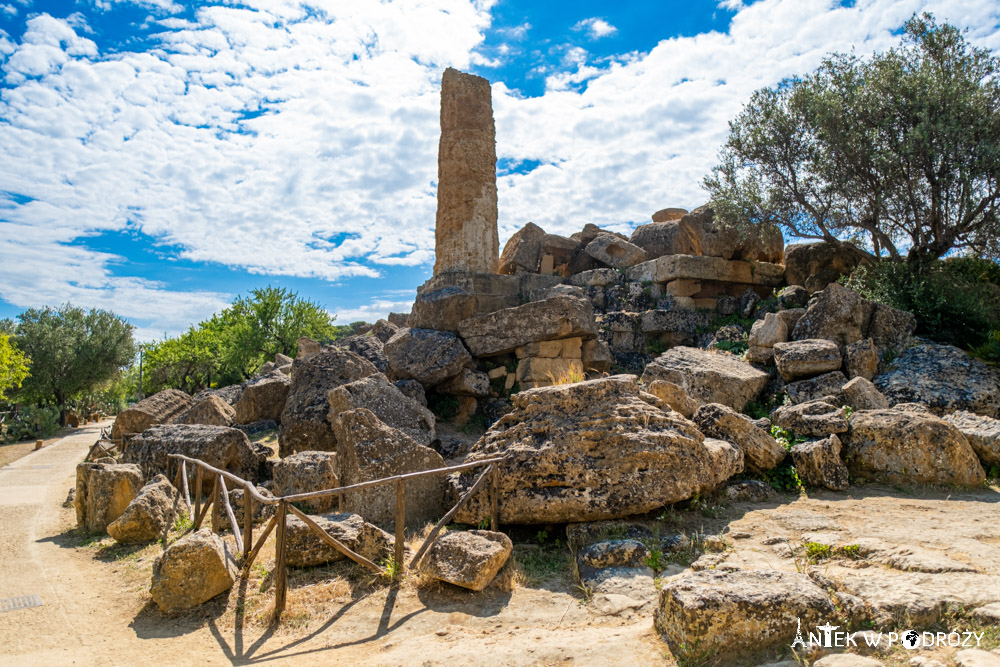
[80,68,1000,656]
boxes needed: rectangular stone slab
[627,254,784,286]
[458,295,597,357]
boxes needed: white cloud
[1,0,999,337]
[497,22,530,40]
[718,0,746,11]
[1,5,18,17]
[572,17,618,39]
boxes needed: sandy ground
[0,424,666,667]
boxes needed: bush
[845,258,1000,349]
[3,405,61,443]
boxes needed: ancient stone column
[433,68,499,275]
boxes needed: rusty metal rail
[167,453,502,617]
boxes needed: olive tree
[705,14,1000,265]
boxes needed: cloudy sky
[1,0,998,340]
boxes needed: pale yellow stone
[665,279,701,297]
[487,366,507,380]
[560,337,583,359]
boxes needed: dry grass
[0,427,75,468]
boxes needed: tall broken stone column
[433,68,499,275]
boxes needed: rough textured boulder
[584,233,649,269]
[773,339,842,381]
[645,379,701,419]
[108,474,181,544]
[433,68,498,275]
[177,394,235,427]
[194,384,243,407]
[297,336,321,359]
[384,328,471,387]
[875,343,1000,418]
[334,334,389,373]
[640,347,769,411]
[791,435,849,491]
[407,285,477,332]
[285,512,393,568]
[75,462,143,533]
[328,373,435,447]
[866,303,917,354]
[943,411,1000,467]
[452,376,742,525]
[655,570,835,659]
[680,205,784,263]
[841,376,889,410]
[229,485,275,525]
[792,283,872,349]
[419,530,512,591]
[843,409,985,486]
[332,408,446,528]
[279,347,378,456]
[150,530,238,613]
[233,371,290,424]
[629,220,701,259]
[123,424,259,491]
[272,452,339,513]
[457,296,597,357]
[786,371,847,405]
[111,389,193,442]
[651,207,688,222]
[498,221,545,275]
[845,338,879,380]
[771,400,848,437]
[783,241,872,292]
[693,403,785,472]
[746,312,789,364]
[442,368,490,397]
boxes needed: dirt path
[0,424,665,666]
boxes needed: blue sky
[1,0,998,340]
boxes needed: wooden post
[394,478,405,579]
[490,464,500,532]
[243,486,253,560]
[194,466,203,527]
[211,474,222,534]
[219,475,243,553]
[274,501,288,617]
[181,461,192,516]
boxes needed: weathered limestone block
[845,338,879,380]
[651,207,688,222]
[792,282,873,349]
[783,241,873,293]
[693,403,785,473]
[771,400,848,437]
[582,338,612,373]
[627,254,784,286]
[297,336,321,360]
[866,303,916,355]
[384,328,472,387]
[629,219,701,259]
[332,408,445,528]
[177,394,236,427]
[786,370,847,405]
[746,312,789,363]
[443,368,490,397]
[407,285,478,332]
[452,376,740,525]
[279,347,378,457]
[498,222,544,275]
[124,424,259,492]
[585,233,649,269]
[272,451,339,513]
[773,339,843,381]
[655,570,835,660]
[111,389,193,443]
[645,380,701,418]
[420,530,513,591]
[640,347,769,410]
[943,411,1000,467]
[841,376,889,410]
[108,474,181,544]
[843,408,985,486]
[233,371,290,424]
[433,68,498,275]
[328,373,435,447]
[75,462,143,533]
[516,357,584,388]
[568,268,622,288]
[875,343,1000,418]
[791,435,850,491]
[285,512,393,568]
[457,296,597,357]
[150,530,238,613]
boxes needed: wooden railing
[167,453,503,617]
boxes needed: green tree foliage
[705,14,1000,265]
[0,333,30,402]
[142,287,338,394]
[10,305,136,406]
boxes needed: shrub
[845,258,1000,349]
